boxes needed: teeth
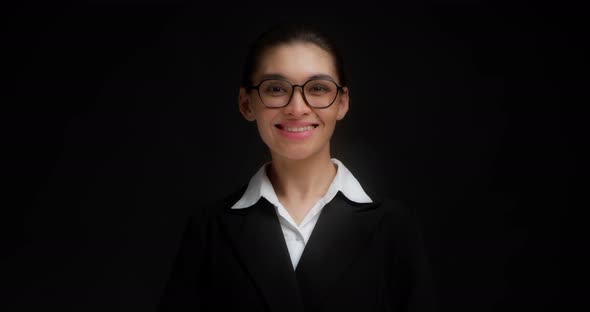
[284,125,315,132]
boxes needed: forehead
[253,42,338,83]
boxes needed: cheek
[321,112,339,127]
[254,114,275,140]
[255,119,268,134]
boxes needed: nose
[284,86,311,116]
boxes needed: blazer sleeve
[157,206,208,312]
[384,198,438,312]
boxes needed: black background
[3,1,581,311]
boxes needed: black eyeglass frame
[246,78,344,109]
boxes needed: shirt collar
[231,158,372,209]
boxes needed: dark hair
[240,23,348,90]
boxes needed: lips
[274,121,319,140]
[275,122,319,132]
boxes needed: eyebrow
[258,73,337,82]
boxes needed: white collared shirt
[231,158,372,269]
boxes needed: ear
[239,87,256,121]
[336,87,350,120]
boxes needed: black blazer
[158,186,437,312]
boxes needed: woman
[159,23,437,312]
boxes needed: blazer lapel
[295,191,384,311]
[219,197,305,312]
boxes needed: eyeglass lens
[258,79,338,108]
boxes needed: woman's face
[239,42,349,161]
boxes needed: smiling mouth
[275,124,319,132]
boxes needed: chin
[272,146,320,161]
[277,151,314,161]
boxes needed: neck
[267,147,337,202]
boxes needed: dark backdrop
[3,1,580,311]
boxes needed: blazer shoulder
[367,191,424,230]
[219,184,248,209]
[181,184,248,227]
[363,188,412,217]
[206,184,249,216]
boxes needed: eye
[306,82,332,95]
[260,80,290,97]
[268,86,286,93]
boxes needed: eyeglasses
[247,78,343,109]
